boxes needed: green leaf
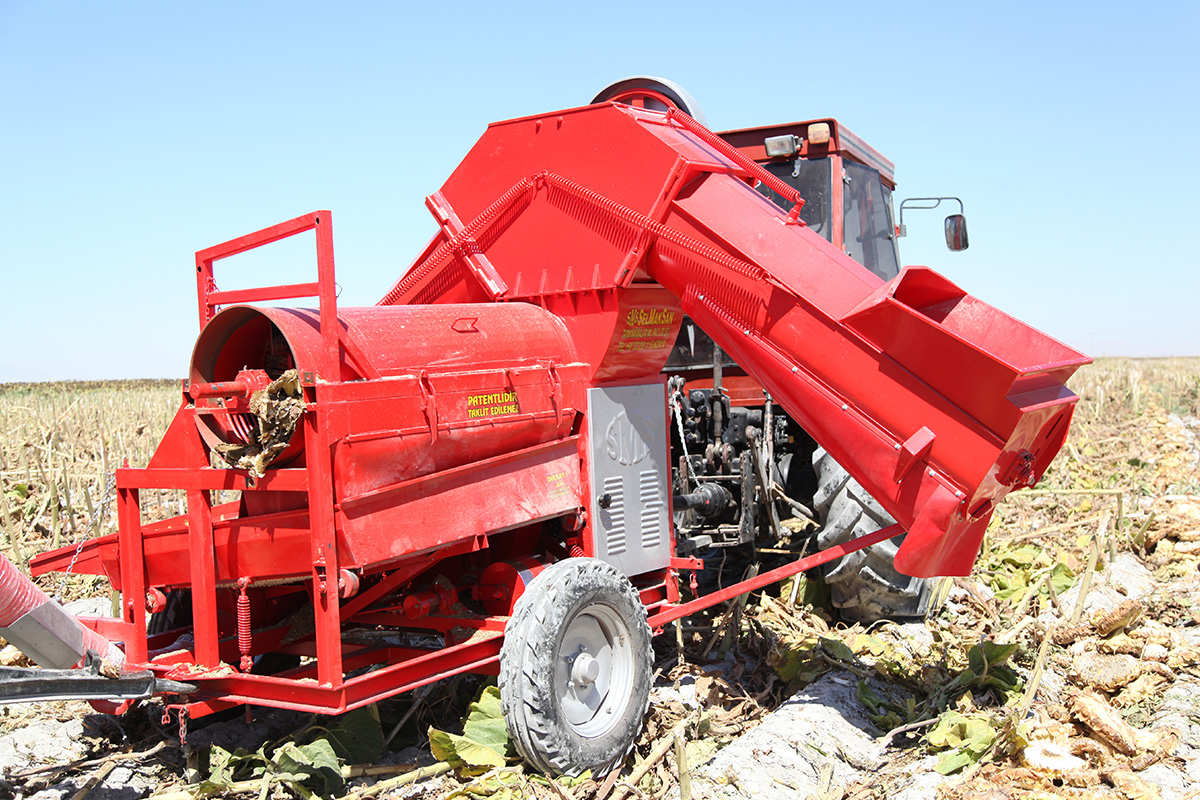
[935,748,976,775]
[461,686,511,755]
[428,685,513,768]
[203,745,240,789]
[959,716,997,754]
[271,739,345,797]
[855,680,886,714]
[198,745,270,797]
[429,728,507,768]
[1048,563,1076,596]
[205,745,264,786]
[967,641,1018,676]
[821,637,856,662]
[324,705,384,764]
[927,712,997,775]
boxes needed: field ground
[1,358,1199,799]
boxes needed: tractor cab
[591,76,966,278]
[719,119,902,281]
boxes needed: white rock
[689,673,884,799]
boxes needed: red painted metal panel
[337,439,583,568]
[186,489,219,666]
[116,488,147,663]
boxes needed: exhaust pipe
[0,553,124,670]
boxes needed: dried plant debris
[212,369,306,478]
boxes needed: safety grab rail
[194,210,341,381]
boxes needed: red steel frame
[108,213,492,713]
[26,100,1087,721]
[94,207,914,718]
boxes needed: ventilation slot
[638,470,664,549]
[602,475,626,556]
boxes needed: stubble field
[1,358,1198,800]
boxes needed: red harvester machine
[0,80,1088,776]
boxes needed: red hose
[0,552,124,669]
[0,552,47,627]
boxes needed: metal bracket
[418,371,438,444]
[895,426,936,482]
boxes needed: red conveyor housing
[382,102,1088,577]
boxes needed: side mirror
[945,214,969,251]
[900,198,969,253]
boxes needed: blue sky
[2,1,1197,380]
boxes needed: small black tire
[148,589,193,636]
[812,448,931,622]
[499,558,652,777]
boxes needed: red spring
[236,579,252,672]
[568,542,586,559]
[230,413,256,444]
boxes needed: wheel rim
[556,602,634,738]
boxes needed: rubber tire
[812,448,932,622]
[148,589,192,636]
[499,558,652,778]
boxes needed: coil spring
[236,580,252,672]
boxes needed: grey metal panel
[0,602,86,669]
[586,384,671,576]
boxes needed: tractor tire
[499,558,652,778]
[148,589,192,636]
[812,448,932,623]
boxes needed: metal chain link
[54,471,117,602]
[671,389,699,485]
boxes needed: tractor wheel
[812,448,932,622]
[149,589,192,636]
[591,76,708,126]
[499,558,652,777]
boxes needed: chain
[54,471,117,602]
[671,389,699,485]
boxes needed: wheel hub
[557,604,634,737]
[571,652,601,685]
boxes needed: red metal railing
[194,210,341,381]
